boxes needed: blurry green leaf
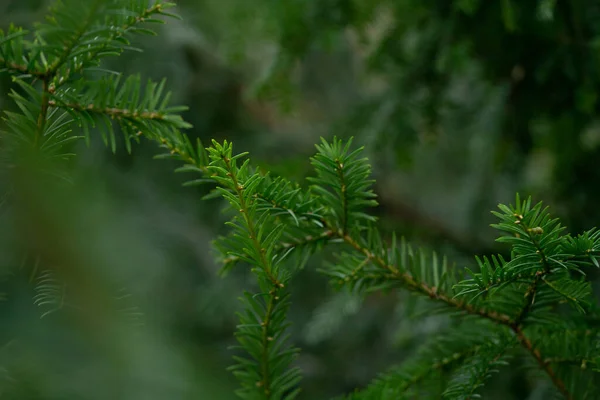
[501,0,518,32]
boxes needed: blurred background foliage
[1,0,600,398]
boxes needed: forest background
[1,1,599,399]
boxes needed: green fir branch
[308,137,378,234]
[207,140,301,400]
[441,339,512,400]
[2,2,600,398]
[343,322,505,400]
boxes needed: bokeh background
[1,0,600,399]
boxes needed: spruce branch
[0,57,36,76]
[400,349,471,394]
[31,0,181,85]
[51,1,179,85]
[130,133,599,399]
[308,137,377,234]
[207,141,301,400]
[305,140,592,398]
[47,74,191,153]
[219,150,281,288]
[345,349,473,400]
[48,99,183,124]
[512,270,544,328]
[217,229,335,272]
[43,0,103,76]
[329,227,573,399]
[1,0,187,165]
[4,6,594,393]
[336,229,513,325]
[0,26,42,76]
[511,209,555,327]
[513,327,573,400]
[442,340,511,400]
[343,323,507,400]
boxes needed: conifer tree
[1,1,599,399]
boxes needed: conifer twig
[45,0,102,76]
[0,58,44,76]
[61,2,170,83]
[338,230,513,325]
[506,218,573,399]
[212,182,571,399]
[513,214,553,327]
[512,327,572,400]
[400,346,477,393]
[337,224,573,399]
[47,100,171,122]
[221,153,284,398]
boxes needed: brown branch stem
[512,327,572,400]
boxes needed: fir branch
[48,99,177,123]
[54,1,178,85]
[0,26,42,76]
[211,172,331,272]
[513,327,573,400]
[260,295,279,395]
[344,323,503,400]
[442,339,511,400]
[304,138,517,323]
[308,144,582,398]
[5,8,593,392]
[44,0,103,76]
[337,230,513,326]
[513,270,544,328]
[308,137,377,233]
[220,151,282,288]
[279,230,335,252]
[541,277,592,314]
[531,326,600,383]
[3,79,80,169]
[511,209,555,327]
[456,197,598,321]
[134,135,596,399]
[345,348,473,400]
[207,141,301,399]
[218,229,335,272]
[0,57,36,76]
[402,348,472,394]
[47,74,191,153]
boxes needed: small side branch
[512,327,572,400]
[339,231,513,326]
[46,0,103,75]
[48,100,169,122]
[59,2,170,84]
[0,58,45,77]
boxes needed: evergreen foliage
[1,1,600,399]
